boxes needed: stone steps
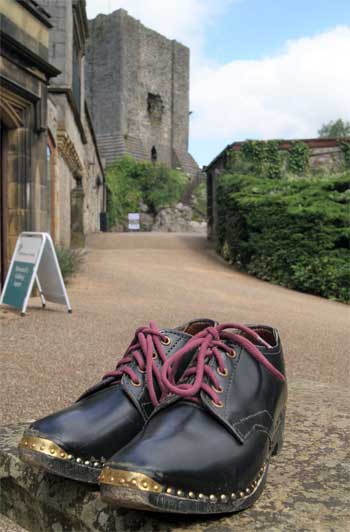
[173,149,201,177]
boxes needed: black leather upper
[107,326,287,492]
[28,327,194,460]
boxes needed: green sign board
[0,232,72,315]
[2,261,35,309]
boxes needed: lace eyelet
[211,399,224,408]
[152,352,158,360]
[227,348,237,359]
[212,385,224,394]
[217,367,228,377]
[161,335,171,346]
[138,367,146,374]
[132,380,141,387]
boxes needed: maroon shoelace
[103,321,170,406]
[162,323,285,406]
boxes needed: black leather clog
[99,323,287,514]
[18,319,216,483]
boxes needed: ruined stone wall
[85,9,199,176]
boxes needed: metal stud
[231,493,236,499]
[94,462,99,467]
[198,493,204,499]
[32,444,36,449]
[76,457,82,463]
[166,488,173,494]
[61,453,66,458]
[142,481,148,489]
[50,449,55,455]
[40,446,45,451]
[68,454,73,460]
[220,494,228,502]
[24,441,28,447]
[131,479,137,486]
[209,494,216,502]
[177,490,183,497]
[188,491,195,498]
[239,491,245,498]
[120,478,125,484]
[245,487,250,494]
[153,485,160,491]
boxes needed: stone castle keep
[85,9,201,177]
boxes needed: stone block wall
[41,0,73,88]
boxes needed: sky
[86,0,350,167]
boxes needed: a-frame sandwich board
[0,232,72,316]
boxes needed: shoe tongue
[176,318,218,336]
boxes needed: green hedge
[216,173,350,302]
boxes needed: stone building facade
[85,9,200,177]
[206,138,347,241]
[40,0,106,247]
[0,0,59,286]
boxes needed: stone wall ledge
[0,379,349,531]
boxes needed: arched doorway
[151,146,158,163]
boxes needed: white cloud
[191,26,350,155]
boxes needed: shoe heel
[272,411,285,456]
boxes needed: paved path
[0,233,349,531]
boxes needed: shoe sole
[18,431,102,484]
[99,412,285,514]
[100,464,268,515]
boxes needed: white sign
[0,232,72,316]
[16,236,42,264]
[128,212,140,231]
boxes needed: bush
[106,156,188,227]
[216,173,350,302]
[56,247,85,281]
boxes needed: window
[147,93,164,122]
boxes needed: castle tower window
[147,93,164,122]
[151,146,158,162]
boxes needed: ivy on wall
[338,140,350,170]
[226,139,310,178]
[287,141,310,175]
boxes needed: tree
[318,118,350,138]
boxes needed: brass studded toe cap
[18,435,103,468]
[99,467,163,493]
[19,435,69,460]
[99,467,163,494]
